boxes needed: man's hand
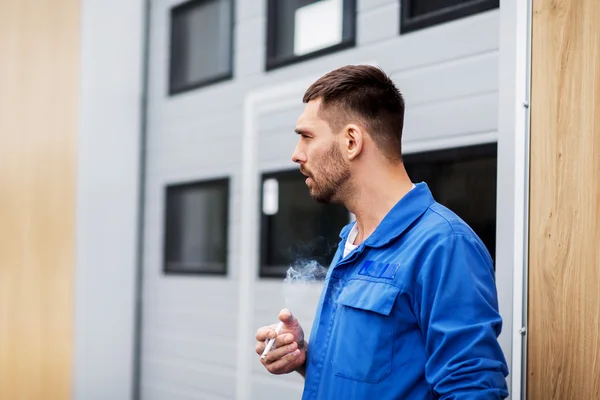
[255,309,307,376]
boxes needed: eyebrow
[295,128,310,135]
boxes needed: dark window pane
[404,143,497,261]
[409,0,474,17]
[400,0,499,34]
[164,179,229,275]
[260,170,349,278]
[267,0,356,70]
[169,0,233,94]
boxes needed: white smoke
[281,260,327,316]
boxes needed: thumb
[278,308,297,327]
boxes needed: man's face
[292,100,351,204]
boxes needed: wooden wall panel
[528,0,600,398]
[0,0,79,399]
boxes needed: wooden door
[0,0,79,398]
[528,0,600,398]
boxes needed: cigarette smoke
[281,256,330,319]
[277,236,339,322]
[284,259,328,283]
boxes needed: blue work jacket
[302,182,509,399]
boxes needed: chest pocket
[332,279,401,383]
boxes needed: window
[404,143,498,261]
[169,0,234,95]
[260,170,350,278]
[266,0,357,71]
[164,178,229,275]
[400,0,499,34]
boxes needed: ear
[343,124,364,161]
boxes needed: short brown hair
[303,65,405,161]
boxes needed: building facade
[3,0,599,399]
[140,0,506,399]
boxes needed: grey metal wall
[141,0,501,398]
[75,0,145,399]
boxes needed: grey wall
[74,0,145,399]
[141,0,503,399]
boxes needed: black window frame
[168,0,235,96]
[265,0,358,71]
[400,0,499,34]
[258,169,351,279]
[163,177,230,276]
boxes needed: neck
[344,162,413,245]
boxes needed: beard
[303,143,351,204]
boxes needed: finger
[261,324,287,342]
[278,308,295,325]
[266,349,302,373]
[257,331,291,357]
[260,332,293,357]
[255,326,273,341]
[255,341,265,355]
[273,333,294,349]
[263,340,298,364]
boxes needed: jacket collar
[340,182,434,248]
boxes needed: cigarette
[261,321,284,359]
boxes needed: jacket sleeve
[415,233,509,399]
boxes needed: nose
[291,142,306,165]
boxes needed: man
[254,65,509,399]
